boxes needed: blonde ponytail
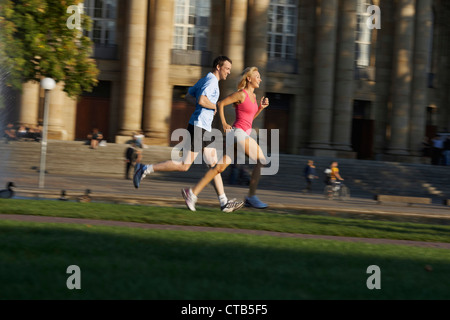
[237,66,259,90]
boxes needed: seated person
[88,128,103,149]
[28,125,42,142]
[4,123,17,143]
[16,125,28,139]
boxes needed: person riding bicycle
[324,161,349,200]
[325,161,344,185]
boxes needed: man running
[181,66,270,211]
[133,56,244,213]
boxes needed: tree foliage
[0,0,99,98]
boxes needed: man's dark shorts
[186,123,216,153]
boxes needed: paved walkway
[6,172,450,222]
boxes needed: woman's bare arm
[218,91,246,131]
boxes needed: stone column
[209,0,225,58]
[63,95,77,141]
[143,0,174,145]
[435,5,450,133]
[373,0,394,157]
[387,0,416,155]
[308,0,338,150]
[409,0,432,156]
[245,0,269,131]
[47,82,67,140]
[295,0,315,153]
[223,0,247,81]
[116,0,148,138]
[332,0,356,151]
[18,81,40,127]
[110,80,121,142]
[219,0,247,127]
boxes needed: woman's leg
[203,147,224,196]
[248,162,263,197]
[238,136,266,198]
[191,129,235,197]
[191,154,232,196]
[185,148,243,212]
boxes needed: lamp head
[41,77,56,90]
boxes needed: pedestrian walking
[303,160,318,193]
[124,142,141,180]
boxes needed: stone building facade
[13,0,450,162]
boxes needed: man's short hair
[213,55,232,70]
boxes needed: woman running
[133,56,244,213]
[182,66,269,211]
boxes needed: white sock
[189,188,198,200]
[144,164,154,174]
[218,194,228,206]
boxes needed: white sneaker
[245,196,268,209]
[181,188,197,211]
[221,199,245,213]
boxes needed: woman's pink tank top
[233,90,258,135]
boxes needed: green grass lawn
[0,199,449,300]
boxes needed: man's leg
[203,147,225,197]
[133,150,198,188]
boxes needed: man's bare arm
[198,95,217,111]
[185,93,216,111]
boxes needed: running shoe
[181,188,197,211]
[221,199,245,213]
[245,196,268,209]
[133,164,148,189]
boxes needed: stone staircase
[255,153,450,201]
[1,140,450,202]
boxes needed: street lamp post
[39,77,56,189]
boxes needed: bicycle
[324,181,350,200]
